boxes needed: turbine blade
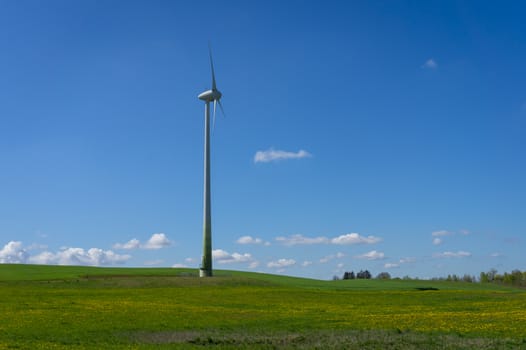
[208,43,217,91]
[212,99,217,132]
[217,100,226,118]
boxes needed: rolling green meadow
[1,265,525,349]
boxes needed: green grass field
[1,264,525,349]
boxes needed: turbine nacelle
[198,89,222,102]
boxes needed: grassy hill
[1,264,525,349]
[1,263,519,291]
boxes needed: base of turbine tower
[199,269,212,277]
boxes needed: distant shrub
[356,270,372,279]
[342,271,355,280]
[376,272,391,280]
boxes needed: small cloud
[143,259,163,266]
[276,234,328,246]
[236,235,269,246]
[319,256,331,263]
[331,233,382,245]
[276,233,382,246]
[172,263,188,268]
[254,149,312,163]
[113,238,141,250]
[212,249,230,260]
[35,230,48,239]
[212,249,253,264]
[320,252,346,263]
[302,261,312,267]
[490,252,503,258]
[355,250,385,260]
[384,263,400,269]
[113,233,171,250]
[422,58,438,69]
[431,230,471,245]
[433,251,471,258]
[431,230,452,245]
[431,230,452,237]
[248,261,260,269]
[385,257,415,268]
[267,258,296,268]
[143,233,171,249]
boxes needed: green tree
[376,272,391,280]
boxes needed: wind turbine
[198,44,224,277]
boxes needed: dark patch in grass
[415,287,439,291]
[127,329,526,349]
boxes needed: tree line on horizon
[334,269,526,287]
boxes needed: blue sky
[1,1,524,279]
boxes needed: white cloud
[143,259,163,266]
[28,251,54,264]
[113,233,171,250]
[1,241,130,267]
[355,250,385,260]
[422,58,438,69]
[0,241,29,263]
[254,149,312,163]
[276,234,328,246]
[431,230,452,245]
[29,247,130,266]
[433,251,471,258]
[172,263,188,268]
[276,233,381,246]
[212,249,253,264]
[0,241,130,266]
[113,238,140,250]
[384,257,415,269]
[302,261,312,267]
[236,235,269,246]
[430,229,474,245]
[267,258,296,268]
[228,253,253,264]
[212,249,230,259]
[143,233,171,249]
[490,252,502,258]
[384,263,400,269]
[35,230,48,239]
[248,261,260,269]
[399,257,416,264]
[331,233,382,245]
[320,252,345,264]
[431,230,452,237]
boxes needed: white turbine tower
[198,44,224,277]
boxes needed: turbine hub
[198,89,222,102]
